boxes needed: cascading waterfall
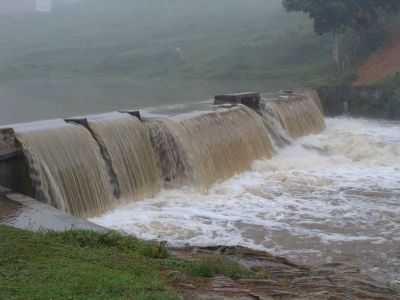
[148,119,193,187]
[153,106,275,188]
[267,93,326,139]
[86,113,161,200]
[15,121,115,217]
[259,100,292,149]
[10,92,328,218]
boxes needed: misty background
[0,0,332,124]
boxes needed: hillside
[0,0,335,124]
[0,0,332,83]
[354,29,400,86]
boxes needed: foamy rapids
[92,117,400,283]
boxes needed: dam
[0,89,323,218]
[0,89,399,284]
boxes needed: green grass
[0,0,334,87]
[0,225,256,300]
[0,226,177,300]
[186,257,252,279]
[161,256,253,280]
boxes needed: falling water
[15,121,115,217]
[93,117,400,283]
[259,100,292,149]
[267,93,326,138]
[86,113,161,200]
[148,119,193,187]
[9,93,328,217]
[153,105,275,188]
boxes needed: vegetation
[0,225,255,300]
[0,0,338,124]
[372,72,400,94]
[283,0,400,74]
[0,0,396,123]
[282,0,400,35]
[0,0,333,85]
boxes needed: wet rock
[172,246,400,300]
[0,190,105,232]
[214,93,262,111]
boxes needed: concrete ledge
[214,92,261,111]
[119,110,142,121]
[0,128,22,161]
[65,117,90,127]
[0,146,32,197]
[0,187,106,232]
[317,86,400,119]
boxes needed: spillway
[258,101,292,149]
[93,117,400,283]
[1,90,327,218]
[266,92,325,138]
[15,121,115,217]
[149,105,274,189]
[179,106,274,188]
[84,113,161,200]
[148,119,193,187]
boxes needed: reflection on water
[93,117,400,283]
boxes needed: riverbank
[1,225,398,300]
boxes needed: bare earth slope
[354,31,400,86]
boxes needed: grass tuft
[0,225,258,299]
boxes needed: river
[93,117,400,284]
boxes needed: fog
[0,0,330,124]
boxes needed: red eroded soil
[353,30,400,86]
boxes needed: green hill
[0,0,332,83]
[0,0,334,124]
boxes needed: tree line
[282,0,400,73]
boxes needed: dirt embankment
[172,246,400,300]
[354,30,400,86]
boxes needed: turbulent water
[148,119,193,187]
[267,94,326,138]
[92,117,400,283]
[86,113,161,200]
[147,106,275,188]
[13,104,276,217]
[171,106,275,188]
[16,121,115,217]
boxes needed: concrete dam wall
[0,90,325,219]
[317,86,400,119]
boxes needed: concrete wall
[317,86,400,119]
[0,128,33,197]
[0,156,33,196]
[0,186,105,232]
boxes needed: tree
[282,0,400,71]
[283,0,400,35]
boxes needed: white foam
[92,117,400,259]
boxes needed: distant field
[0,0,334,124]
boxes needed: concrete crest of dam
[0,89,324,219]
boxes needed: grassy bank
[0,225,252,300]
